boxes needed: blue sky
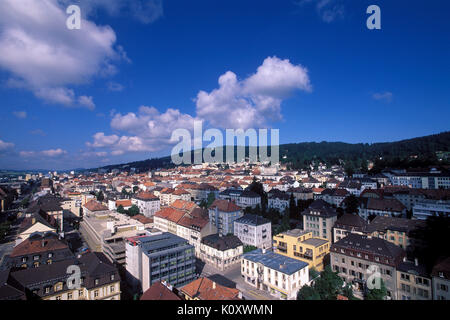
[0,0,449,170]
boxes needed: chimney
[212,281,216,290]
[415,258,418,266]
[262,248,266,254]
[32,217,36,224]
[403,256,407,262]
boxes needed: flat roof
[243,249,308,275]
[302,238,328,247]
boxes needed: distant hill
[91,131,450,173]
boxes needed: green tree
[365,279,387,300]
[410,215,450,273]
[309,267,320,280]
[199,200,207,209]
[343,194,359,214]
[207,192,216,208]
[0,221,11,242]
[314,265,344,300]
[127,205,140,216]
[117,205,125,214]
[243,245,258,253]
[297,285,321,300]
[97,191,104,202]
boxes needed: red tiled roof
[140,282,182,300]
[136,191,159,201]
[209,199,241,212]
[131,214,153,225]
[10,234,69,257]
[171,199,198,212]
[116,199,132,207]
[180,277,241,300]
[83,200,108,212]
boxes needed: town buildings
[132,191,160,217]
[179,277,241,300]
[241,248,309,300]
[273,229,330,272]
[396,258,432,300]
[125,232,196,293]
[302,199,338,240]
[218,189,261,209]
[233,214,272,249]
[330,234,406,300]
[199,234,243,270]
[80,209,148,266]
[432,257,450,300]
[2,252,120,300]
[333,213,368,243]
[1,233,74,270]
[208,199,243,236]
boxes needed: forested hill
[91,131,450,172]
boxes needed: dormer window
[22,257,27,263]
[110,274,115,281]
[95,278,99,285]
[33,255,40,261]
[48,253,53,258]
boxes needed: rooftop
[243,249,308,275]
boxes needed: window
[110,285,115,293]
[95,278,99,285]
[110,274,115,281]
[68,292,73,300]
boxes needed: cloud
[0,0,126,108]
[41,148,68,157]
[107,82,125,92]
[78,96,96,110]
[0,139,15,151]
[13,111,27,119]
[86,132,119,148]
[19,151,35,157]
[30,129,47,136]
[19,149,67,158]
[373,91,393,103]
[85,56,312,157]
[87,106,196,155]
[295,0,345,23]
[195,56,311,129]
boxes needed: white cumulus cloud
[0,0,126,108]
[195,56,311,129]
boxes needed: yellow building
[273,229,330,271]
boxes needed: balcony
[277,246,288,253]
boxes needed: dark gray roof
[334,213,368,232]
[201,234,243,251]
[302,199,337,218]
[397,260,429,277]
[365,216,425,234]
[332,233,404,260]
[235,214,271,226]
[9,252,119,298]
